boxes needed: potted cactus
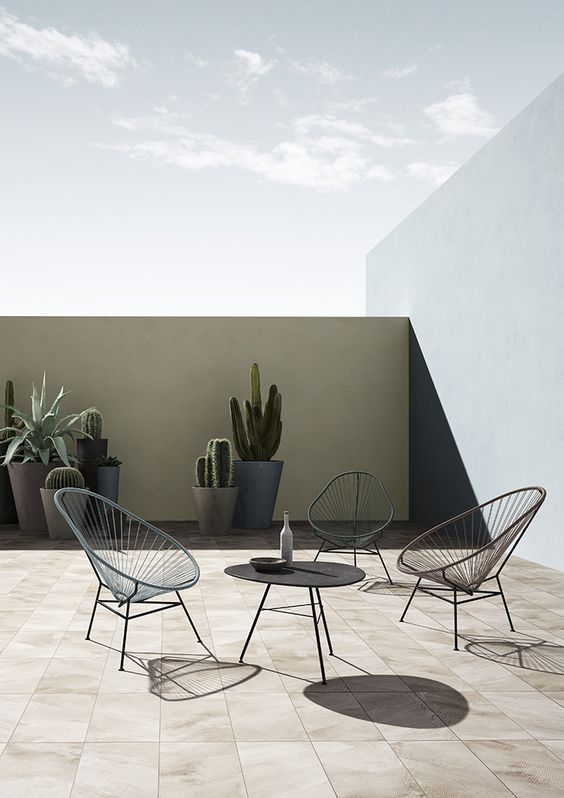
[0,380,18,524]
[229,364,283,529]
[0,374,87,533]
[192,439,239,535]
[77,408,107,490]
[41,466,85,540]
[95,455,122,503]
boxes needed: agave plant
[0,374,88,466]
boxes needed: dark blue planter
[232,460,284,529]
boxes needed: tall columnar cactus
[195,439,234,487]
[0,380,15,441]
[81,408,103,439]
[229,364,282,461]
[45,467,85,490]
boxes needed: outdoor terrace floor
[0,522,564,797]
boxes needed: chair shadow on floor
[304,672,469,728]
[145,654,261,700]
[465,635,564,674]
[359,578,418,596]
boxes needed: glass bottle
[280,510,293,566]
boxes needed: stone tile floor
[1,522,564,796]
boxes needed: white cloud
[381,63,419,79]
[406,160,459,186]
[228,49,276,101]
[185,52,209,68]
[327,97,377,113]
[295,114,415,147]
[0,8,136,88]
[101,110,395,192]
[289,58,353,85]
[424,85,498,137]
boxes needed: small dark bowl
[250,557,287,573]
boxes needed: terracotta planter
[192,486,239,535]
[0,441,17,524]
[8,462,60,533]
[232,460,284,529]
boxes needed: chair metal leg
[176,591,203,643]
[315,587,333,655]
[399,578,421,622]
[86,581,102,640]
[309,587,327,684]
[314,540,325,562]
[119,598,131,671]
[453,587,459,651]
[239,584,270,663]
[496,576,515,632]
[353,547,357,567]
[373,543,393,585]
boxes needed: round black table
[224,561,365,684]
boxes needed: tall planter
[0,441,17,524]
[232,460,283,529]
[8,462,60,533]
[97,467,120,503]
[77,439,108,491]
[192,486,239,535]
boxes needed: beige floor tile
[71,742,159,798]
[0,695,31,742]
[540,739,564,761]
[0,656,49,693]
[2,629,64,658]
[11,693,95,743]
[237,741,335,798]
[355,691,456,741]
[482,691,564,738]
[161,692,234,742]
[314,740,425,797]
[420,690,530,740]
[36,657,106,694]
[226,691,307,741]
[468,739,564,798]
[290,691,382,741]
[0,742,81,798]
[392,740,514,797]
[159,741,246,797]
[87,692,160,742]
[219,658,286,692]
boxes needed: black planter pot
[232,460,284,529]
[77,439,108,491]
[8,462,60,533]
[0,441,17,524]
[96,467,120,503]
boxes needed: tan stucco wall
[0,317,408,521]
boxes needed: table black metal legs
[239,584,271,663]
[239,584,334,684]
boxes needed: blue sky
[2,1,564,314]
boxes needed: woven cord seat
[55,488,202,670]
[397,486,546,650]
[308,471,394,582]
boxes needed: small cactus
[45,467,85,490]
[81,408,103,439]
[195,456,207,487]
[229,364,282,461]
[195,439,233,487]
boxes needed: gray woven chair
[308,471,394,582]
[397,486,546,650]
[55,488,202,670]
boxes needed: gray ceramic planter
[0,441,17,524]
[232,460,284,529]
[97,467,120,503]
[8,462,60,533]
[40,488,75,540]
[192,486,239,535]
[77,438,108,491]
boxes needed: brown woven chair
[397,487,546,650]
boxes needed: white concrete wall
[367,73,564,570]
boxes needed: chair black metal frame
[308,470,394,582]
[55,488,203,670]
[397,486,546,650]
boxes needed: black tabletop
[224,561,365,588]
